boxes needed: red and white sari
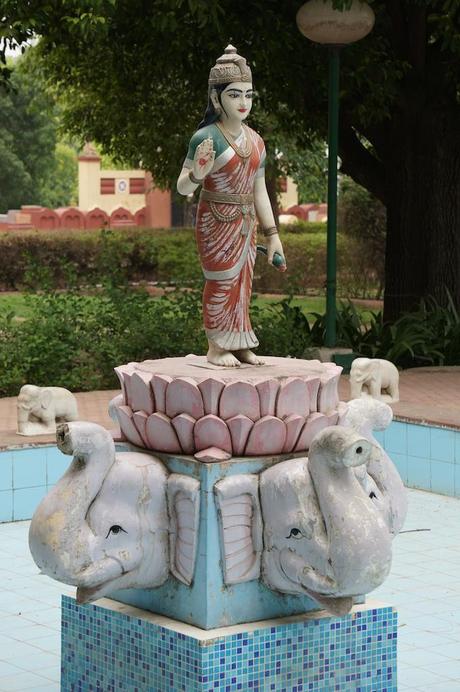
[191,124,266,351]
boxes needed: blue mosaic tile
[61,597,398,692]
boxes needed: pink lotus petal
[166,377,204,420]
[115,405,144,447]
[245,416,286,456]
[146,412,181,453]
[133,410,149,446]
[256,379,280,417]
[306,377,321,413]
[295,411,339,452]
[283,414,305,453]
[318,372,340,413]
[194,414,232,453]
[152,374,172,414]
[114,363,137,406]
[198,377,225,415]
[227,414,254,456]
[220,381,260,421]
[194,447,232,463]
[172,413,196,455]
[130,371,155,414]
[277,377,310,419]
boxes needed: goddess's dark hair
[197,84,228,129]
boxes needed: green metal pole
[325,46,340,348]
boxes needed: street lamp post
[296,0,374,350]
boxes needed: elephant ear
[214,474,262,585]
[40,388,53,410]
[167,475,200,586]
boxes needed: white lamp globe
[296,0,375,45]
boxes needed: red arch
[110,207,135,228]
[134,207,147,227]
[56,207,86,230]
[86,207,110,230]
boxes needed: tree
[277,137,328,204]
[1,1,459,319]
[0,56,56,211]
[0,54,78,212]
[40,142,78,209]
[339,177,386,298]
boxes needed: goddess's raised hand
[193,138,215,181]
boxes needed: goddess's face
[216,82,253,122]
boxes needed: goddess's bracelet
[262,226,279,238]
[189,170,203,185]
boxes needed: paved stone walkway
[339,367,460,429]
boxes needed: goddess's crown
[208,45,252,87]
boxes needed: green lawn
[252,294,326,313]
[0,293,34,319]
[252,294,381,320]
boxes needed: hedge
[0,226,379,297]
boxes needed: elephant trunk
[29,422,116,584]
[17,406,29,432]
[76,556,125,603]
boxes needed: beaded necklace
[216,121,252,159]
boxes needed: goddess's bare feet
[207,342,240,367]
[235,349,265,365]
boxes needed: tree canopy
[0,54,77,212]
[1,1,459,318]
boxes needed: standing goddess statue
[177,45,286,367]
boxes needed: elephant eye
[356,446,363,454]
[106,525,127,539]
[287,528,303,539]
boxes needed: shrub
[0,288,315,396]
[0,226,364,297]
[279,221,326,234]
[338,178,386,299]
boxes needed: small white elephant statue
[349,357,399,403]
[29,421,200,603]
[17,385,79,436]
[215,425,402,616]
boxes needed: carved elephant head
[29,422,200,603]
[215,426,398,616]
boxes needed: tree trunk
[383,102,460,321]
[265,167,279,225]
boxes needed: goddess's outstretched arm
[254,176,286,271]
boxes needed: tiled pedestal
[61,596,397,692]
